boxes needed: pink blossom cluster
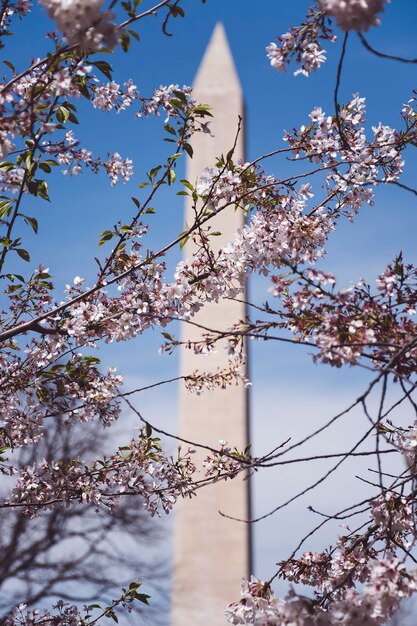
[162,160,335,324]
[389,422,417,465]
[266,6,336,77]
[272,254,417,369]
[10,429,197,517]
[196,166,246,208]
[0,265,125,449]
[225,478,417,624]
[0,95,410,461]
[266,1,388,79]
[371,492,414,540]
[60,263,168,344]
[167,200,332,322]
[136,84,195,118]
[283,95,404,211]
[0,130,15,160]
[37,82,200,183]
[1,5,417,622]
[4,601,83,626]
[401,94,417,129]
[0,63,50,162]
[280,547,371,593]
[0,345,122,449]
[43,131,133,184]
[226,556,417,625]
[0,1,31,37]
[44,96,413,373]
[0,61,84,187]
[203,440,250,480]
[38,0,118,50]
[104,152,134,186]
[92,79,140,112]
[0,54,93,164]
[183,357,250,395]
[319,0,389,32]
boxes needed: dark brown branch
[334,32,350,151]
[358,33,417,63]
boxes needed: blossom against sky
[6,0,417,611]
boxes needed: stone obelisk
[172,23,251,626]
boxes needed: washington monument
[172,23,251,626]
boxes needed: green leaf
[179,234,189,250]
[3,60,16,74]
[164,123,176,136]
[37,180,50,201]
[0,162,15,172]
[39,162,51,173]
[168,152,182,162]
[78,78,91,100]
[148,166,161,181]
[83,356,101,365]
[8,283,22,292]
[105,611,118,623]
[99,230,114,246]
[183,143,193,158]
[169,98,184,110]
[172,90,187,103]
[170,4,184,17]
[56,106,70,124]
[27,179,48,199]
[92,61,113,80]
[67,111,79,124]
[0,200,11,219]
[193,105,213,116]
[129,581,140,590]
[120,31,130,52]
[7,273,24,282]
[136,593,151,605]
[180,179,194,191]
[128,28,140,41]
[394,251,404,277]
[23,216,38,233]
[16,248,30,262]
[24,152,32,170]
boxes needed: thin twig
[334,32,350,151]
[358,33,417,63]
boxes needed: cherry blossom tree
[0,417,167,622]
[1,1,417,625]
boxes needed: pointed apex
[193,23,242,97]
[209,21,229,51]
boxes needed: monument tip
[193,22,242,95]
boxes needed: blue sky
[5,0,417,617]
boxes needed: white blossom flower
[319,0,389,32]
